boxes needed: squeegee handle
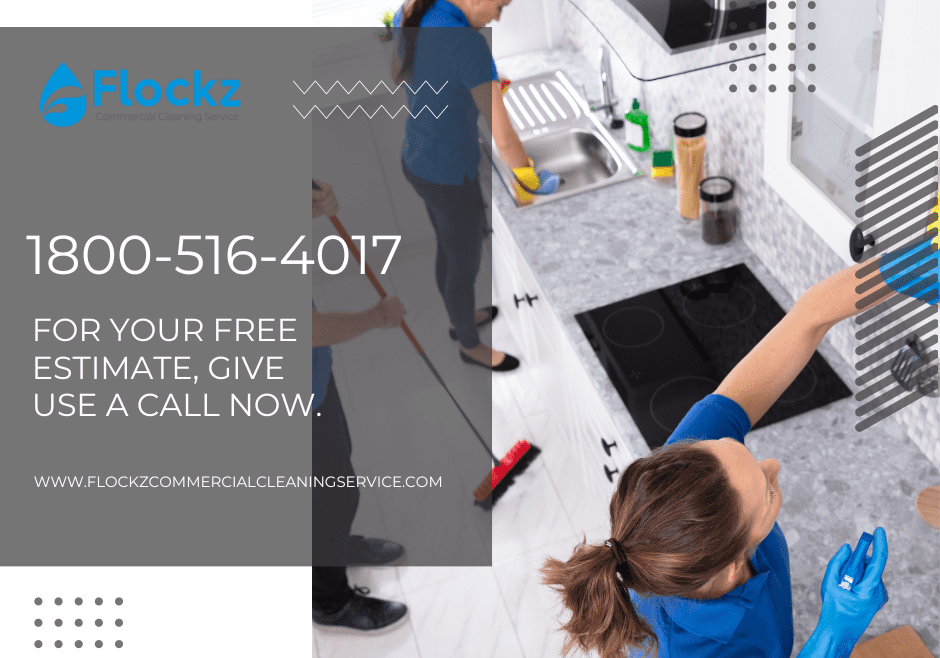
[326,214,424,355]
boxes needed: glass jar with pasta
[673,113,707,220]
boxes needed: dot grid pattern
[727,0,816,93]
[34,596,125,649]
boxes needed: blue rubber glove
[817,527,889,657]
[820,544,889,607]
[535,169,560,195]
[879,238,938,305]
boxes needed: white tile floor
[314,206,632,657]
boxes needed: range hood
[610,0,766,55]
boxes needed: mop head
[473,439,541,510]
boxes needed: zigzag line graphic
[294,104,448,119]
[293,80,448,95]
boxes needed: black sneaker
[312,586,408,634]
[347,535,405,566]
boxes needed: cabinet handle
[513,293,539,308]
[604,465,619,483]
[849,226,875,263]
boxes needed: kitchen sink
[480,71,642,208]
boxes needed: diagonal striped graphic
[852,105,939,432]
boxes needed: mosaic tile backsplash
[556,0,939,468]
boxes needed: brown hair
[393,0,437,85]
[540,440,752,658]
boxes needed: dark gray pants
[402,161,488,349]
[312,375,358,613]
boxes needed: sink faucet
[591,46,623,129]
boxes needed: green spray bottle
[624,99,650,152]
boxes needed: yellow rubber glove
[512,158,539,206]
[512,157,563,206]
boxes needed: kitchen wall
[556,0,940,468]
[491,0,562,58]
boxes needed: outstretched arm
[714,262,894,426]
[312,296,405,348]
[472,80,529,169]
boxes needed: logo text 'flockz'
[40,63,86,127]
[92,70,242,108]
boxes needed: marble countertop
[492,47,940,656]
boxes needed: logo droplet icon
[40,63,86,127]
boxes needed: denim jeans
[402,160,488,349]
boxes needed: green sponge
[651,150,673,178]
[652,150,673,166]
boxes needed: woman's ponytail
[541,538,657,658]
[541,441,754,658]
[393,0,436,85]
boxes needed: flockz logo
[40,63,241,127]
[40,63,86,127]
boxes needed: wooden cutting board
[850,626,934,658]
[916,486,940,529]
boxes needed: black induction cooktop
[575,264,851,449]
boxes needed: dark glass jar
[700,176,736,245]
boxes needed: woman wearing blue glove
[541,257,912,658]
[393,0,558,371]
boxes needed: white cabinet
[763,0,939,265]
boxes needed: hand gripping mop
[313,182,539,509]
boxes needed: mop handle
[326,214,424,355]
